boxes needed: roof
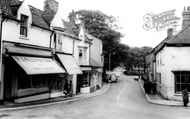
[152,23,190,54]
[62,20,78,38]
[0,0,51,30]
[166,23,190,44]
[29,6,50,30]
[0,0,22,18]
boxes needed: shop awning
[12,56,66,75]
[57,54,83,75]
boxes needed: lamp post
[109,52,115,72]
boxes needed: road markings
[118,104,149,113]
[117,82,126,100]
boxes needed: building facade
[150,6,190,101]
[0,0,67,103]
[0,0,103,103]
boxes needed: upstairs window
[79,49,83,57]
[20,15,28,37]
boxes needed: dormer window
[20,14,28,37]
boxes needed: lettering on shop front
[13,56,56,71]
[14,56,52,63]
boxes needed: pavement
[138,78,190,107]
[0,83,110,111]
[0,77,189,112]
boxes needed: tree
[124,47,153,72]
[74,9,124,70]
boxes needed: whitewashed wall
[2,1,52,47]
[157,46,190,100]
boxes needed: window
[160,51,162,66]
[156,72,161,84]
[20,15,28,37]
[80,72,90,87]
[79,49,82,57]
[157,53,159,67]
[18,75,49,89]
[101,55,104,63]
[174,73,190,93]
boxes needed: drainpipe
[73,38,75,55]
[0,9,5,102]
[49,31,54,49]
[89,43,92,66]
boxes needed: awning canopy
[57,54,83,75]
[12,56,66,75]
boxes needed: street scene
[0,75,190,119]
[0,0,190,119]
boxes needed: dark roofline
[151,37,168,54]
[3,15,21,22]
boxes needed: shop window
[20,14,28,37]
[174,73,190,93]
[18,75,48,89]
[33,75,48,88]
[81,72,90,87]
[51,75,67,92]
[18,75,32,89]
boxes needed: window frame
[174,72,190,93]
[20,14,28,37]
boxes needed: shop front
[79,66,92,93]
[55,53,83,96]
[90,67,103,92]
[3,45,66,103]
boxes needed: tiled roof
[62,20,78,38]
[29,5,50,30]
[0,0,22,18]
[152,37,168,54]
[166,23,190,44]
[152,24,190,54]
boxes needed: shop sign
[12,56,65,74]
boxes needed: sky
[23,0,190,48]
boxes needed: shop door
[76,75,82,94]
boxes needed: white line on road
[118,104,149,113]
[117,82,126,100]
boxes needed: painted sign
[12,56,65,75]
[143,10,180,31]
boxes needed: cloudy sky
[24,0,190,48]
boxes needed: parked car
[108,74,118,83]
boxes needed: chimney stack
[182,6,190,29]
[167,28,173,39]
[44,0,58,17]
[68,10,76,24]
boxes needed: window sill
[19,36,29,40]
[174,93,182,96]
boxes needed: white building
[151,6,190,100]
